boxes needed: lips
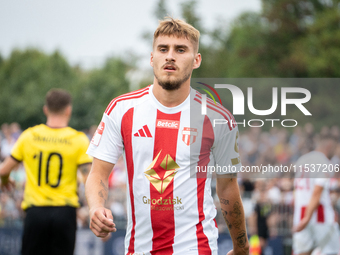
[163,64,177,71]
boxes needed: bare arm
[85,157,116,237]
[217,176,249,255]
[293,185,323,232]
[0,157,19,191]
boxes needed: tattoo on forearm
[229,202,242,219]
[220,198,229,205]
[100,180,108,192]
[98,190,107,205]
[221,208,232,229]
[99,190,104,198]
[236,231,247,248]
[234,219,242,229]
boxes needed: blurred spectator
[0,123,16,161]
[9,122,22,141]
[254,188,272,255]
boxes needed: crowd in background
[1,122,340,243]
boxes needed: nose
[165,49,175,62]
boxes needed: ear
[43,105,48,116]
[65,105,72,117]
[193,53,202,70]
[150,52,154,67]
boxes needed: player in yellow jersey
[0,89,92,255]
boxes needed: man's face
[151,35,201,91]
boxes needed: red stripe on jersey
[105,86,149,113]
[300,206,306,220]
[194,98,232,131]
[317,204,325,223]
[105,87,150,115]
[143,125,152,138]
[121,108,136,254]
[214,218,218,228]
[150,110,181,255]
[195,92,236,128]
[196,115,214,254]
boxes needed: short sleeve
[77,133,93,165]
[212,126,241,175]
[314,178,328,188]
[10,130,28,162]
[87,113,123,164]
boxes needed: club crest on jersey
[182,127,198,146]
[144,151,180,194]
[91,121,105,146]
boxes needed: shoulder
[17,124,42,140]
[65,128,89,143]
[104,86,151,116]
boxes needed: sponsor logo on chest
[156,119,180,129]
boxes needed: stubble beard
[154,71,191,91]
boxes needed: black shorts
[21,206,77,255]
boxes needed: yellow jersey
[11,124,92,210]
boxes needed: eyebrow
[157,44,189,50]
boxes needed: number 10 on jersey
[33,151,63,188]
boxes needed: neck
[152,79,191,107]
[46,115,69,128]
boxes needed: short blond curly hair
[153,17,200,52]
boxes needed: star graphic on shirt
[144,151,180,194]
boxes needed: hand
[226,245,250,255]
[293,217,309,232]
[89,207,116,238]
[101,232,112,242]
[0,177,15,192]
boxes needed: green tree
[70,57,131,130]
[0,49,77,129]
[289,7,340,77]
[0,49,133,130]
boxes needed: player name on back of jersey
[33,134,71,145]
[156,119,180,129]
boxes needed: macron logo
[156,119,180,129]
[134,125,152,138]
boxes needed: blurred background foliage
[0,0,340,130]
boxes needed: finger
[90,219,113,237]
[92,213,116,232]
[104,208,114,221]
[90,220,105,233]
[95,210,115,228]
[92,217,116,233]
[91,226,110,238]
[101,232,112,242]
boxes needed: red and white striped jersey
[293,151,335,226]
[87,85,241,255]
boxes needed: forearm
[217,178,249,254]
[0,157,19,180]
[85,158,113,210]
[86,172,109,209]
